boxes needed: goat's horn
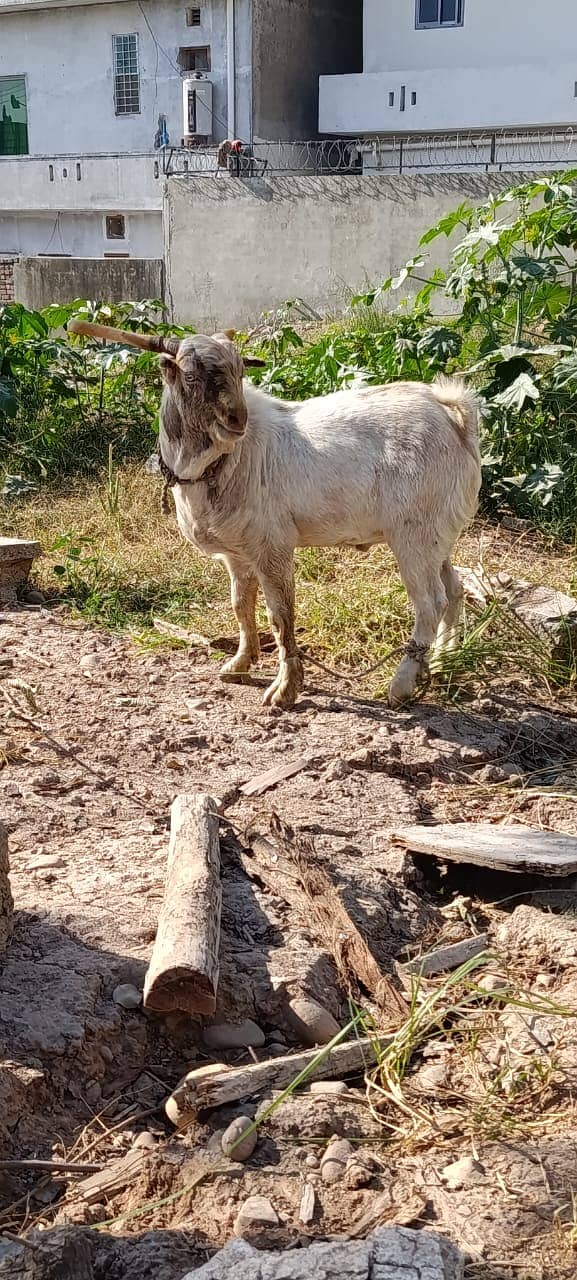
[68,319,180,356]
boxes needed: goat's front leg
[257,558,304,708]
[220,555,260,676]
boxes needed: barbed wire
[162,127,577,177]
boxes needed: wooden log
[165,1036,384,1128]
[393,823,577,876]
[143,794,222,1016]
[457,564,577,667]
[402,933,490,979]
[243,827,407,1023]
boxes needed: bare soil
[2,597,577,1278]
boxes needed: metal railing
[162,127,577,178]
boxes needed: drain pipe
[226,0,236,139]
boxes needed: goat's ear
[243,355,267,369]
[159,353,179,384]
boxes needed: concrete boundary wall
[165,172,532,330]
[12,257,164,310]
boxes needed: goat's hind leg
[434,559,464,655]
[388,550,448,705]
[220,555,260,676]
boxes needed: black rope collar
[158,449,225,515]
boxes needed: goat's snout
[224,404,248,435]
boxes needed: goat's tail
[430,376,481,465]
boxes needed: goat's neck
[159,416,230,485]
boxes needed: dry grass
[2,463,576,694]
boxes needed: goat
[69,321,481,709]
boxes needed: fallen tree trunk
[242,826,407,1024]
[143,794,222,1016]
[165,1036,384,1128]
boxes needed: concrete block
[0,537,41,604]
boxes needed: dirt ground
[2,590,577,1279]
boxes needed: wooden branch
[393,823,577,877]
[240,758,314,797]
[402,932,490,979]
[143,794,222,1016]
[165,1036,384,1128]
[0,1158,102,1175]
[242,827,407,1024]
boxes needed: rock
[534,972,554,990]
[203,1019,265,1051]
[221,1116,257,1163]
[79,653,101,673]
[477,972,509,994]
[182,1226,465,1278]
[305,1153,319,1169]
[287,998,340,1047]
[442,1155,485,1189]
[413,1062,448,1093]
[132,1131,156,1150]
[323,759,350,783]
[112,983,142,1009]
[320,1136,353,1185]
[0,824,14,955]
[0,537,41,606]
[344,1155,374,1189]
[299,1182,316,1224]
[309,1080,349,1096]
[234,1195,279,1238]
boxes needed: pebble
[234,1195,279,1237]
[477,972,509,994]
[24,588,45,605]
[221,1116,257,1163]
[112,983,142,1009]
[320,1136,353,1186]
[309,1080,349,1096]
[344,1157,374,1189]
[305,1153,320,1169]
[79,653,101,674]
[133,1131,156,1151]
[442,1155,485,1189]
[287,998,340,1047]
[413,1062,448,1092]
[535,972,554,990]
[27,855,64,871]
[266,1043,289,1058]
[203,1019,265,1051]
[323,759,350,783]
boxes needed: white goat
[70,321,481,709]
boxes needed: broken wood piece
[152,617,213,649]
[457,564,577,668]
[393,823,577,876]
[240,757,314,797]
[402,932,490,979]
[143,793,222,1016]
[75,1148,147,1203]
[165,1036,384,1128]
[0,538,41,606]
[0,1158,103,1175]
[243,828,407,1022]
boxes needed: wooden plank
[165,1036,383,1128]
[239,757,313,797]
[76,1148,147,1203]
[402,933,490,979]
[393,823,577,877]
[143,794,222,1016]
[457,565,577,665]
[243,827,407,1022]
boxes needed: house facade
[320,0,577,143]
[0,0,361,265]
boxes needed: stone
[221,1116,257,1163]
[24,588,46,605]
[287,997,340,1047]
[305,1153,319,1169]
[132,1131,156,1150]
[234,1195,279,1238]
[477,972,509,994]
[203,1019,265,1050]
[80,653,101,674]
[320,1136,353,1185]
[0,537,41,606]
[442,1155,485,1189]
[309,1080,349,1096]
[182,1226,465,1278]
[323,758,351,783]
[112,983,142,1009]
[412,1062,448,1093]
[0,824,14,955]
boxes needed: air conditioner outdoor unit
[182,74,213,145]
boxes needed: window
[416,0,463,28]
[112,34,140,115]
[178,46,211,72]
[0,76,28,156]
[186,7,202,25]
[105,214,126,240]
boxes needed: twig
[0,1159,103,1174]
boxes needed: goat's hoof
[220,650,258,677]
[263,658,303,709]
[388,671,417,707]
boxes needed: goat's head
[68,320,265,449]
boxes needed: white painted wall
[0,209,162,256]
[0,0,252,155]
[320,0,577,135]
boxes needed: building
[0,0,361,264]
[319,0,577,168]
